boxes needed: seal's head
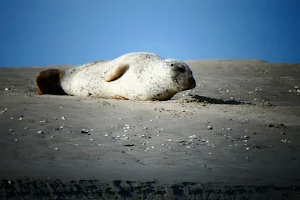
[164,59,196,92]
[147,58,196,100]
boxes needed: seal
[35,52,196,101]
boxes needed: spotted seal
[35,52,196,100]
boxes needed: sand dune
[0,60,299,199]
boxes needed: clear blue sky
[0,0,299,66]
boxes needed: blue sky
[0,0,299,66]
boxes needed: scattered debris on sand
[266,123,287,128]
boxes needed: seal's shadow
[189,95,251,105]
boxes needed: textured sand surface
[0,60,299,199]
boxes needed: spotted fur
[36,52,196,101]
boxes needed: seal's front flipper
[104,64,129,82]
[35,69,67,95]
[111,95,129,100]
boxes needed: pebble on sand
[0,108,9,114]
[81,129,89,134]
[281,139,291,143]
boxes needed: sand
[0,60,299,199]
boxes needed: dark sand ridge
[0,60,299,199]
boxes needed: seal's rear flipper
[104,64,129,82]
[35,69,67,95]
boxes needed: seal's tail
[35,69,67,95]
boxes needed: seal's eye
[170,63,185,73]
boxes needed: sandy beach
[0,60,299,199]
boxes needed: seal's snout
[188,76,196,89]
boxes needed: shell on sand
[35,52,196,101]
